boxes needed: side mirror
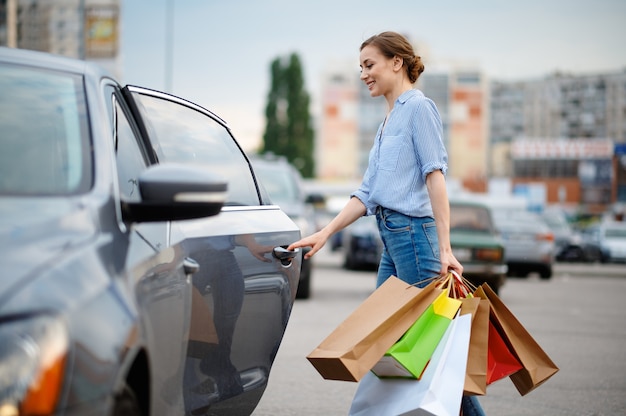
[122,164,227,223]
[305,193,326,205]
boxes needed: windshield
[253,164,300,205]
[0,63,91,195]
[605,226,626,239]
[450,205,494,232]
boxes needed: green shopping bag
[371,286,462,379]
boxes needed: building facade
[0,0,120,76]
[490,71,626,210]
[316,62,361,180]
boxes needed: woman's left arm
[426,170,463,276]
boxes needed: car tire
[584,249,601,263]
[112,382,142,416]
[343,254,355,270]
[559,246,585,262]
[296,276,310,299]
[296,260,312,299]
[539,267,552,280]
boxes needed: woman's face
[359,44,396,98]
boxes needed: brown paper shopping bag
[459,297,489,396]
[474,284,559,396]
[186,286,220,358]
[307,276,442,382]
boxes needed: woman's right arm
[288,197,367,259]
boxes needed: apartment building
[421,69,489,191]
[318,63,625,209]
[0,0,120,76]
[316,62,362,180]
[491,71,626,208]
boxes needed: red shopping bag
[475,284,559,395]
[486,320,523,384]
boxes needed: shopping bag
[474,284,559,396]
[459,297,489,395]
[486,319,523,384]
[371,288,462,379]
[349,314,472,416]
[307,276,442,382]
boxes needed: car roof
[0,46,113,80]
[250,153,291,165]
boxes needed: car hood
[0,197,97,300]
[451,230,502,248]
[603,238,626,250]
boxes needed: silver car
[0,47,301,415]
[493,211,555,279]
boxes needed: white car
[596,221,626,263]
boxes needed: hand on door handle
[272,246,300,266]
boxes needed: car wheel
[584,249,601,263]
[296,276,310,299]
[539,267,552,280]
[296,260,312,299]
[561,246,585,262]
[343,251,356,270]
[112,382,142,416]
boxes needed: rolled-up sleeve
[351,166,378,216]
[412,99,448,182]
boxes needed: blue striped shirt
[351,89,448,218]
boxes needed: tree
[261,53,315,178]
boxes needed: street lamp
[165,0,173,92]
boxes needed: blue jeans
[375,207,441,288]
[375,207,486,416]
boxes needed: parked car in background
[541,207,590,262]
[493,212,555,279]
[586,221,626,263]
[340,199,507,293]
[577,225,603,263]
[0,47,301,415]
[449,200,507,293]
[250,154,316,298]
[342,215,383,270]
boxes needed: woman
[288,31,486,415]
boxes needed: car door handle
[272,246,300,266]
[183,257,200,275]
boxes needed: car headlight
[0,315,68,415]
[453,248,471,262]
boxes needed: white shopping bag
[349,313,471,416]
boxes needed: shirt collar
[397,89,423,104]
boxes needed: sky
[120,0,626,151]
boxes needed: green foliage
[261,53,315,178]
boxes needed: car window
[253,163,300,205]
[112,92,149,202]
[605,226,626,238]
[128,91,259,206]
[0,62,92,195]
[450,205,493,232]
